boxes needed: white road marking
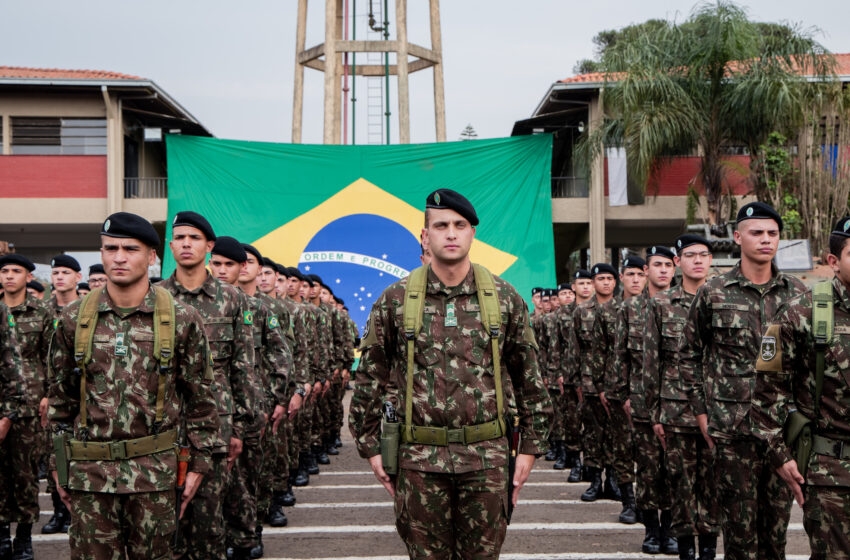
[262,555,811,560]
[292,499,610,509]
[298,481,586,490]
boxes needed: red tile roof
[0,66,142,81]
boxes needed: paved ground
[27,391,811,559]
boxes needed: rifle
[506,415,520,524]
[174,444,190,548]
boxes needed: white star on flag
[305,265,311,271]
[360,305,366,311]
[335,278,341,284]
[382,253,388,259]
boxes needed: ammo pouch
[53,432,72,487]
[783,410,814,477]
[380,420,400,476]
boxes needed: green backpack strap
[811,281,833,420]
[73,287,105,433]
[402,266,429,442]
[151,286,176,431]
[472,264,505,435]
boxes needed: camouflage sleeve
[292,310,311,386]
[230,294,258,440]
[332,310,345,371]
[348,292,394,459]
[175,307,220,475]
[567,312,581,386]
[591,309,607,394]
[0,314,23,418]
[606,305,628,400]
[39,307,54,399]
[644,297,662,424]
[503,288,553,455]
[303,310,320,384]
[344,320,357,371]
[263,305,292,406]
[545,316,561,383]
[556,312,573,384]
[679,285,711,416]
[47,307,79,471]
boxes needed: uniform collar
[832,277,850,313]
[96,285,156,314]
[166,270,219,298]
[426,265,476,297]
[723,261,787,290]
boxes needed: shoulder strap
[812,281,833,420]
[74,287,104,433]
[402,266,429,442]
[152,286,176,430]
[473,264,505,434]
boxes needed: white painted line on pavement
[292,499,609,509]
[317,469,570,476]
[299,481,581,490]
[262,555,810,560]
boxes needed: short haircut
[424,208,431,228]
[829,233,850,257]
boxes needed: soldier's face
[275,274,288,296]
[620,268,647,297]
[320,288,332,303]
[209,256,243,285]
[422,208,475,265]
[240,254,261,284]
[646,257,674,291]
[309,284,321,299]
[532,293,541,307]
[259,267,276,294]
[574,279,594,300]
[299,281,311,299]
[1,265,31,295]
[51,267,81,293]
[100,237,156,288]
[286,276,300,297]
[77,287,90,297]
[550,296,561,308]
[27,287,44,300]
[593,274,615,296]
[541,297,551,312]
[675,244,712,283]
[171,226,214,268]
[88,273,108,289]
[558,289,575,305]
[734,219,780,265]
[827,239,850,286]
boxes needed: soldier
[48,212,219,559]
[87,264,107,290]
[752,216,850,559]
[25,282,45,301]
[572,269,594,304]
[349,189,552,558]
[645,236,718,559]
[318,283,345,457]
[0,254,53,560]
[304,274,333,470]
[605,256,647,526]
[553,280,583,481]
[530,288,555,460]
[679,202,806,560]
[160,213,258,560]
[76,283,91,298]
[47,255,81,315]
[0,300,23,560]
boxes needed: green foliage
[686,184,699,224]
[758,132,802,237]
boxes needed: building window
[11,117,107,155]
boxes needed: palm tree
[577,1,836,227]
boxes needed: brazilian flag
[165,135,555,332]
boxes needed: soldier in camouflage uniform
[680,202,806,560]
[752,216,850,560]
[161,213,259,560]
[48,212,220,560]
[294,273,323,484]
[540,289,565,465]
[304,275,334,469]
[47,255,81,317]
[545,285,574,471]
[318,281,345,457]
[0,254,53,559]
[349,189,552,559]
[0,298,24,559]
[646,236,718,559]
[553,278,583,481]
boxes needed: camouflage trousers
[714,437,791,560]
[665,430,719,538]
[68,489,175,560]
[179,453,228,560]
[580,395,611,469]
[803,485,850,560]
[329,380,345,435]
[547,388,565,441]
[225,435,262,548]
[607,400,634,484]
[632,421,672,511]
[562,386,582,453]
[311,390,330,447]
[394,467,508,559]
[287,409,301,472]
[0,416,41,523]
[299,395,315,453]
[257,419,289,515]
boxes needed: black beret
[531,287,544,296]
[622,256,646,270]
[241,244,263,264]
[77,282,90,291]
[557,283,574,292]
[591,263,617,277]
[425,189,479,226]
[832,216,850,238]
[148,276,162,284]
[262,257,276,269]
[336,297,344,305]
[89,263,105,275]
[172,211,216,241]
[736,201,783,231]
[288,267,307,282]
[51,254,80,272]
[675,234,713,253]
[26,280,45,293]
[646,246,676,261]
[307,274,324,287]
[211,236,247,263]
[540,289,552,297]
[0,254,35,272]
[574,269,592,280]
[101,212,160,247]
[274,263,288,276]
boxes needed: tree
[459,124,478,141]
[572,19,670,76]
[576,1,835,227]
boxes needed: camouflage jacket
[610,293,647,410]
[302,302,332,381]
[47,294,77,319]
[261,293,303,392]
[679,262,805,439]
[349,265,552,473]
[752,277,850,487]
[3,294,53,417]
[159,273,258,446]
[285,299,312,385]
[1,302,23,419]
[553,304,576,385]
[644,286,698,431]
[542,312,561,384]
[246,292,291,416]
[570,297,619,395]
[324,302,346,372]
[531,313,549,381]
[48,287,220,493]
[343,315,358,371]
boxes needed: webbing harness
[401,264,505,445]
[811,280,833,420]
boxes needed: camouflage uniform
[752,277,850,560]
[349,266,552,559]
[323,302,345,448]
[295,301,322,474]
[284,300,312,483]
[645,285,717,537]
[0,294,52,526]
[159,273,258,560]
[604,297,635,487]
[553,303,582,458]
[48,287,220,560]
[679,262,805,560]
[542,312,565,444]
[309,302,333,453]
[0,303,24,524]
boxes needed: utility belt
[400,418,503,446]
[66,429,177,461]
[812,434,850,461]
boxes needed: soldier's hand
[576,386,583,404]
[623,399,632,417]
[322,380,331,396]
[52,472,72,510]
[368,454,395,497]
[288,394,303,419]
[777,460,806,506]
[557,377,565,395]
[0,418,11,444]
[39,397,50,428]
[180,472,204,519]
[311,382,322,401]
[227,437,243,472]
[333,368,340,381]
[653,423,666,450]
[304,383,312,397]
[272,404,287,434]
[342,369,351,384]
[599,393,611,417]
[696,414,714,450]
[512,453,536,506]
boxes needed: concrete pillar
[1,115,9,155]
[395,0,410,144]
[332,0,343,144]
[588,94,606,264]
[102,87,124,215]
[429,0,446,142]
[323,0,339,144]
[292,0,308,143]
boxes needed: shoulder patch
[268,315,280,329]
[756,324,782,372]
[360,315,378,349]
[7,314,14,328]
[53,318,59,330]
[243,310,254,325]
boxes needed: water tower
[292,0,446,145]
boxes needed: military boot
[660,510,679,554]
[41,491,70,534]
[308,446,323,471]
[567,451,583,483]
[580,467,603,502]
[11,523,33,560]
[553,441,568,470]
[333,431,343,448]
[267,494,288,527]
[677,535,696,560]
[294,452,310,486]
[544,438,557,461]
[641,509,661,554]
[325,435,339,456]
[250,526,264,559]
[602,467,622,501]
[232,547,253,560]
[697,534,717,560]
[617,483,638,524]
[0,523,12,560]
[281,482,296,507]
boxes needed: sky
[4,0,850,145]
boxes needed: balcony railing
[124,177,167,199]
[552,176,589,198]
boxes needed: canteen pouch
[380,420,400,476]
[783,409,813,478]
[53,432,71,487]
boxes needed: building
[0,66,211,262]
